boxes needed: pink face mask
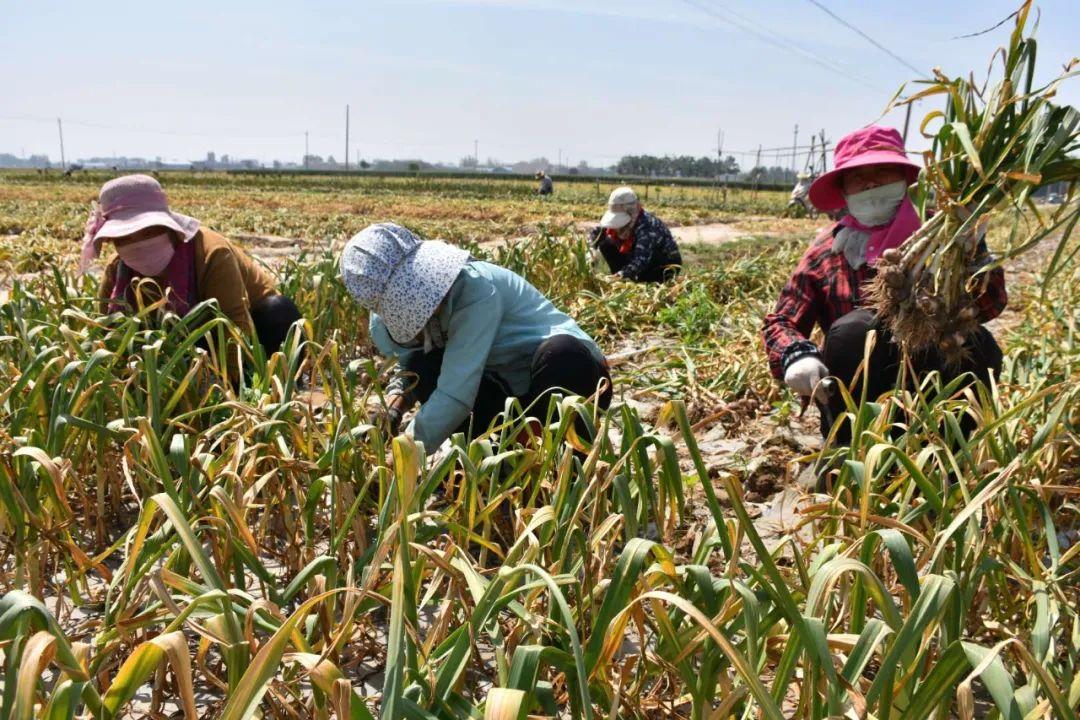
[116,233,175,276]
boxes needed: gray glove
[784,356,830,399]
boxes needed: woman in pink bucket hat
[761,125,1008,444]
[83,174,303,360]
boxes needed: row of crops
[0,169,791,261]
[0,205,1077,717]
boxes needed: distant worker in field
[536,170,553,195]
[83,174,303,358]
[762,126,1006,442]
[340,223,611,449]
[590,186,682,282]
[785,172,814,217]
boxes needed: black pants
[819,308,1002,443]
[402,334,613,440]
[250,294,303,356]
[596,238,682,283]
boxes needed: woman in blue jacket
[340,223,611,449]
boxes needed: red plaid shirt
[762,225,1008,380]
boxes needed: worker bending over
[590,186,681,283]
[340,223,611,449]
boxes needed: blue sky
[2,0,1077,167]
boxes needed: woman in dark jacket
[591,186,681,283]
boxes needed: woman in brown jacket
[83,174,302,356]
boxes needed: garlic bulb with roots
[867,2,1079,359]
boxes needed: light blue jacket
[370,260,603,449]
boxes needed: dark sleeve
[762,247,825,380]
[588,225,604,247]
[619,225,660,280]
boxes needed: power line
[804,0,925,76]
[679,0,878,90]
[728,141,822,154]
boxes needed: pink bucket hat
[79,174,200,272]
[808,126,921,212]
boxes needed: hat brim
[808,153,921,212]
[600,210,632,229]
[379,240,471,344]
[93,208,200,249]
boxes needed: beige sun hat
[600,186,639,229]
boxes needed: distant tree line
[615,154,741,178]
[746,166,798,185]
[0,153,53,169]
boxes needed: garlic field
[0,167,1077,719]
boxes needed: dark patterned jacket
[594,210,682,281]
[762,224,1008,380]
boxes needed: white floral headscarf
[340,223,470,343]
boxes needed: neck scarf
[605,211,640,254]
[835,196,921,269]
[109,237,197,316]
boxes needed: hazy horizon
[4,0,1078,168]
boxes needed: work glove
[784,356,830,399]
[368,402,404,436]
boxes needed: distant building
[191,153,264,171]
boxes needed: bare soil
[984,233,1065,336]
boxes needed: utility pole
[753,144,762,198]
[57,118,66,171]
[304,131,309,169]
[474,139,479,166]
[345,104,350,171]
[902,102,913,144]
[717,128,725,177]
[713,128,726,203]
[819,130,828,176]
[791,124,799,173]
[557,148,562,170]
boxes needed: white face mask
[116,233,175,276]
[844,181,907,227]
